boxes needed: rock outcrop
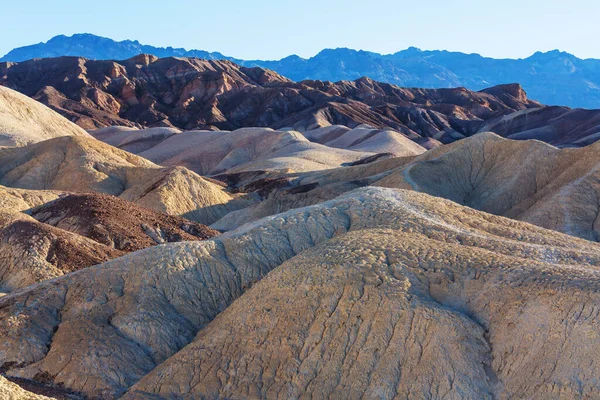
[2,188,600,399]
[5,34,600,109]
[210,132,600,243]
[2,56,553,145]
[303,124,431,155]
[90,126,181,154]
[133,127,380,176]
[0,210,123,291]
[377,132,600,241]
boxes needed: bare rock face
[303,124,428,156]
[0,56,291,130]
[377,132,600,241]
[30,193,219,251]
[0,210,123,291]
[0,86,90,147]
[133,127,380,176]
[6,56,600,146]
[90,126,181,153]
[2,188,600,399]
[0,136,243,225]
[210,156,419,231]
[477,106,600,146]
[216,131,600,243]
[0,189,219,292]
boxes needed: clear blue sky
[1,0,599,60]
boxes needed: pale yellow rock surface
[0,376,55,400]
[0,86,90,147]
[0,136,244,224]
[377,132,600,241]
[0,186,66,212]
[2,188,600,398]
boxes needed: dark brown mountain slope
[30,193,219,251]
[0,190,218,291]
[0,210,123,291]
[1,55,558,144]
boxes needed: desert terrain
[0,57,600,399]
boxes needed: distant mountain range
[2,33,600,108]
[5,54,600,149]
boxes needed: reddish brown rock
[31,193,220,251]
[1,56,542,143]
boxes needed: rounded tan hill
[0,85,90,147]
[376,132,600,241]
[91,125,426,169]
[0,209,123,292]
[90,126,181,154]
[135,127,378,176]
[30,193,219,251]
[2,188,600,398]
[231,131,600,242]
[303,124,428,156]
[215,131,600,239]
[0,135,246,224]
[0,185,66,212]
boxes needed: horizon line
[0,32,591,63]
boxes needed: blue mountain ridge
[3,33,600,108]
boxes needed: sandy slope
[0,86,90,147]
[0,136,245,224]
[1,188,600,398]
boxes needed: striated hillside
[2,51,600,400]
[2,56,555,144]
[202,132,600,244]
[0,85,90,147]
[6,55,600,147]
[2,188,600,398]
[0,135,245,224]
[377,133,600,241]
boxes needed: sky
[1,0,599,60]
